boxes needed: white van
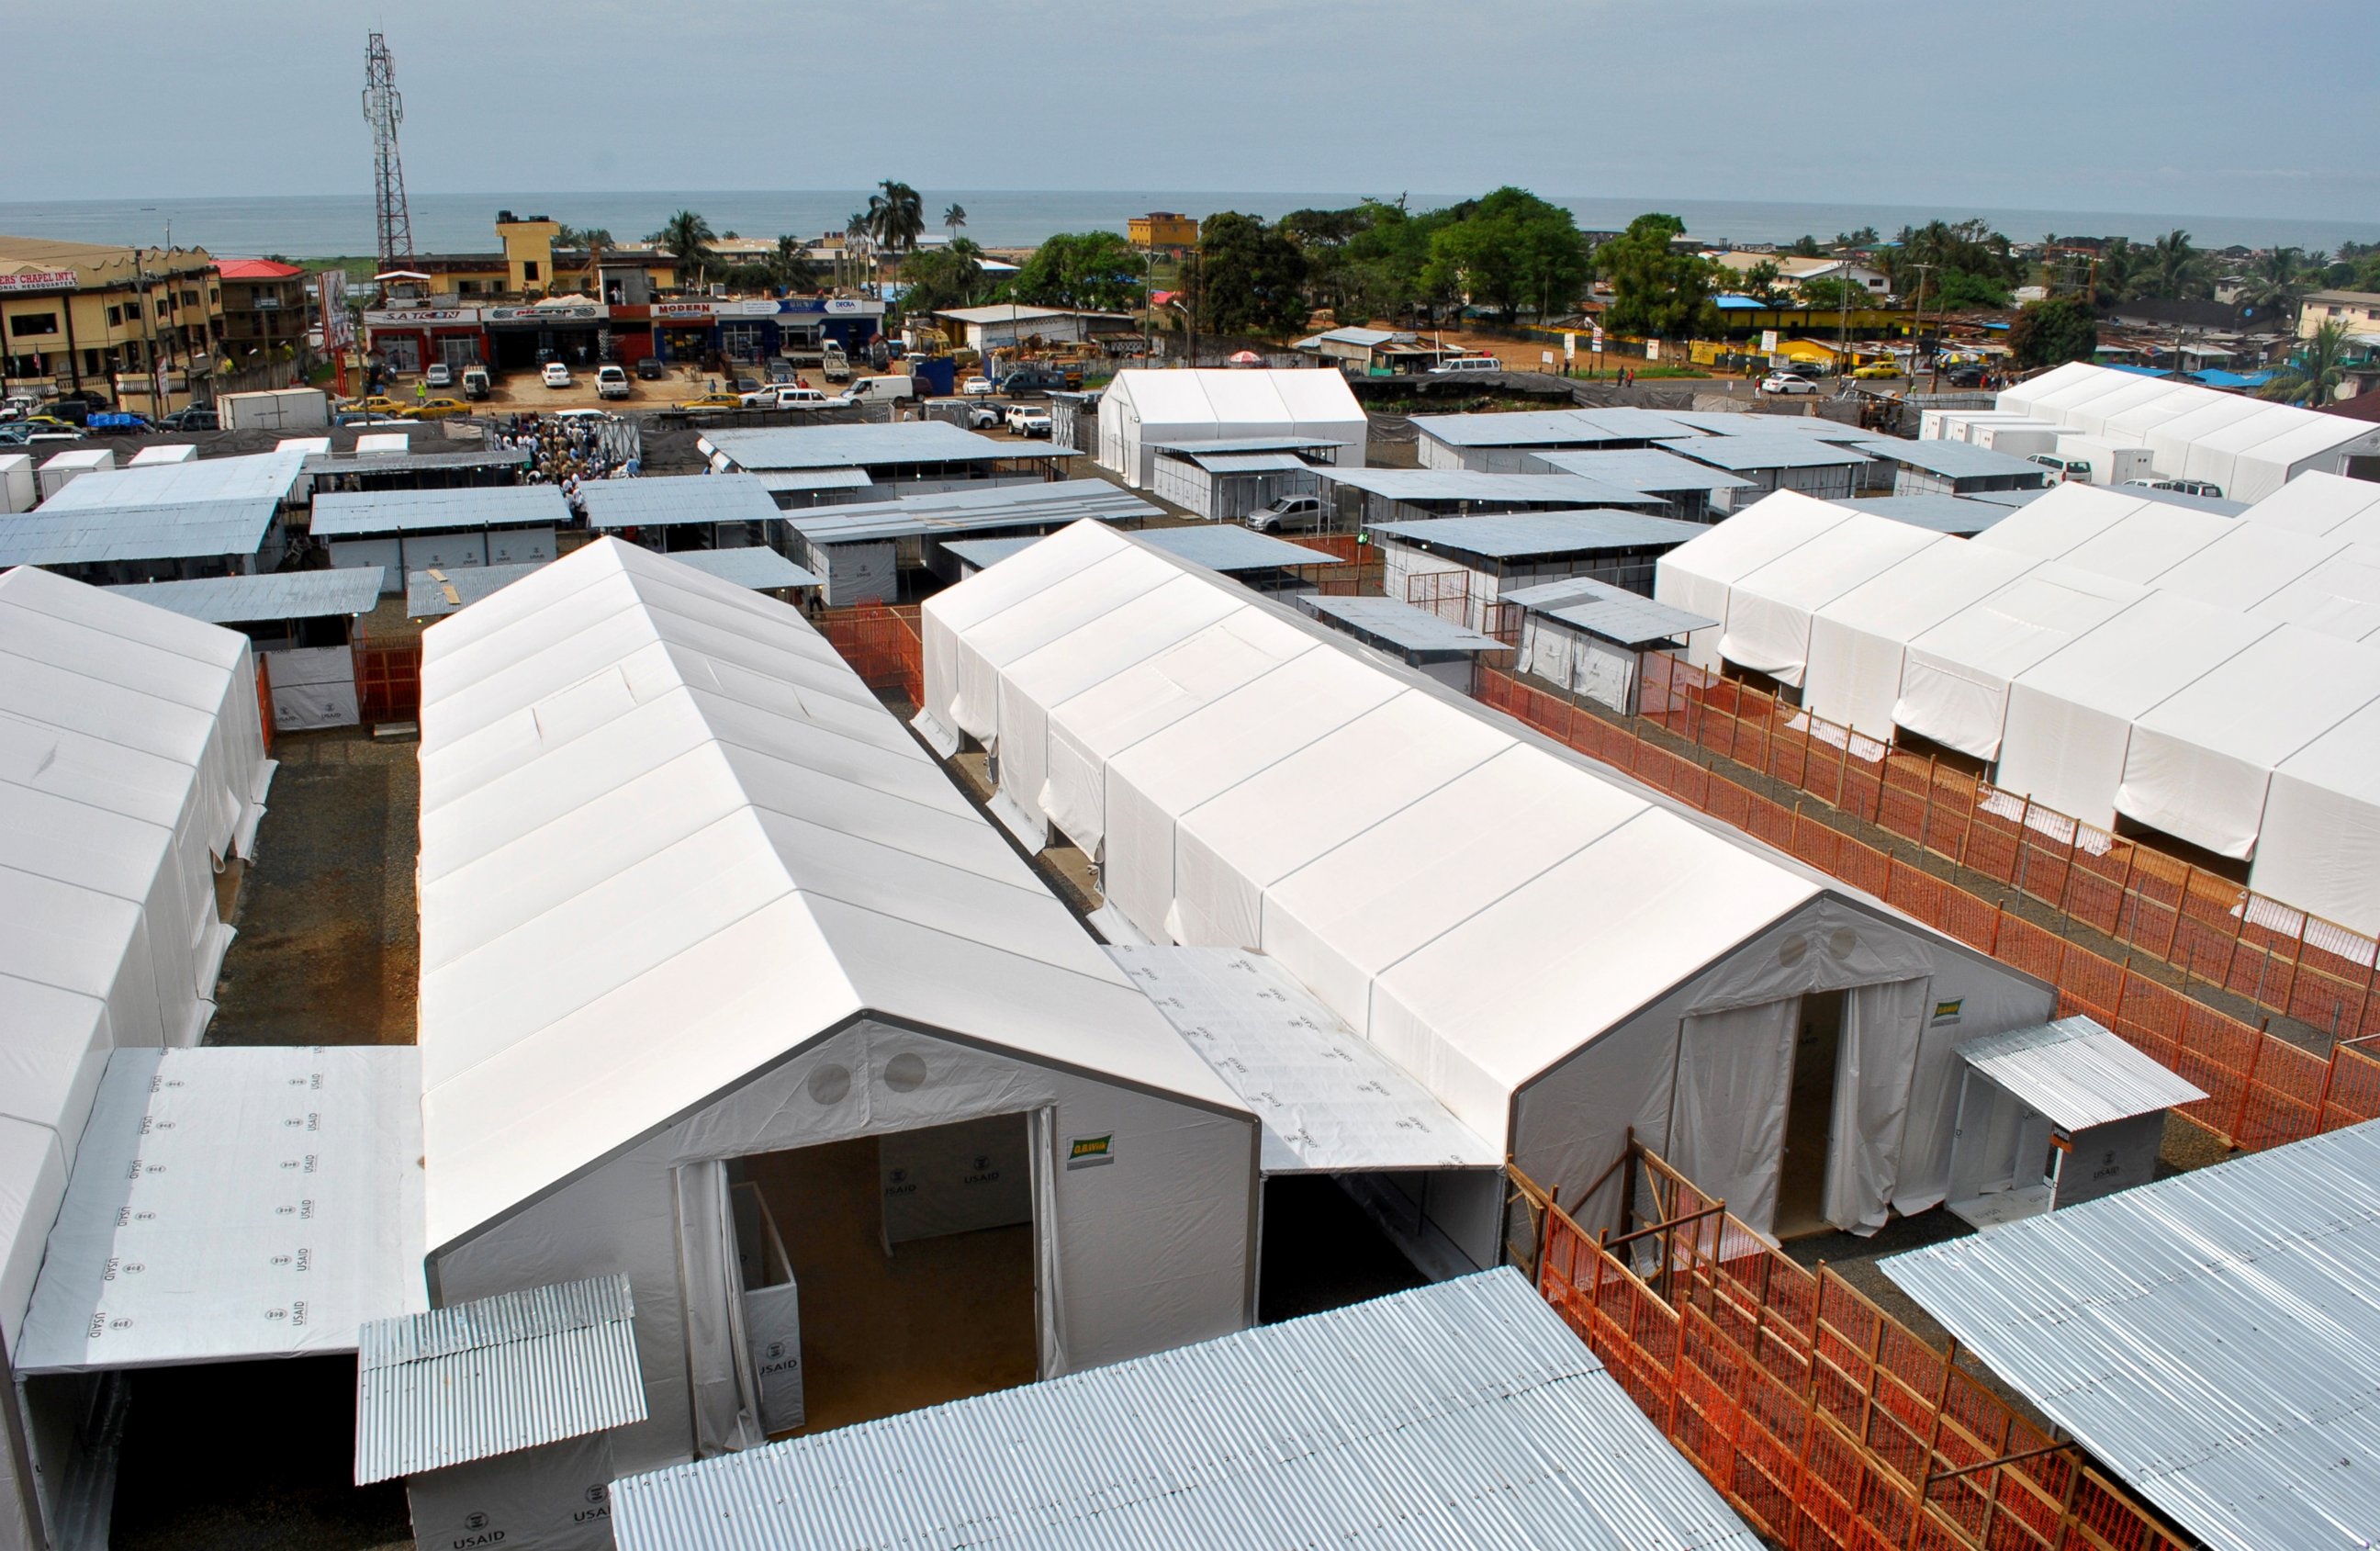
[2027,454,2090,484]
[1427,355,1501,375]
[836,375,915,404]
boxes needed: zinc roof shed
[1802,539,2044,742]
[1409,408,1704,471]
[1366,509,1707,559]
[576,472,782,532]
[1654,434,1869,472]
[309,484,571,537]
[1525,445,1758,494]
[1503,577,1714,646]
[1870,437,2053,496]
[610,1269,1763,1551]
[1883,1120,2380,1551]
[0,450,306,571]
[1714,512,1946,689]
[107,566,387,625]
[1656,489,1852,671]
[1835,494,2012,536]
[1320,467,1668,515]
[1299,592,1510,652]
[699,420,1061,473]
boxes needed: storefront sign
[823,298,869,315]
[487,303,605,323]
[652,301,715,320]
[365,307,473,325]
[1064,1134,1115,1171]
[719,299,782,317]
[0,268,78,294]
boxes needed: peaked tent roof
[414,539,1243,1253]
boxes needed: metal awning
[13,1046,427,1374]
[107,567,387,624]
[1108,945,1497,1174]
[1954,1017,2205,1130]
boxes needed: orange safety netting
[815,601,924,703]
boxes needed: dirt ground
[209,727,420,1048]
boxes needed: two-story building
[213,258,310,367]
[0,236,225,412]
[2303,289,2380,343]
[1128,212,1199,253]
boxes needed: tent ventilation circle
[882,1053,928,1093]
[1829,928,1858,961]
[1778,936,1811,968]
[807,1064,852,1106]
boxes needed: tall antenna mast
[363,32,415,272]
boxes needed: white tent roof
[2144,523,2345,612]
[1996,593,2278,826]
[1103,369,1365,444]
[414,539,1243,1253]
[1654,490,1851,671]
[2115,624,2380,860]
[2248,543,2380,644]
[2051,505,2237,585]
[2240,470,2380,535]
[1994,362,2104,419]
[1717,514,1943,688]
[1895,563,2150,761]
[1965,482,2157,562]
[1996,365,2380,500]
[1802,540,2042,740]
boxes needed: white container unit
[1969,422,2066,458]
[0,451,34,512]
[38,446,114,500]
[215,387,331,431]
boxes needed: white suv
[1005,404,1052,438]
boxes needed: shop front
[364,306,488,376]
[483,300,610,370]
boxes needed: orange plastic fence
[255,653,275,754]
[816,601,923,703]
[353,638,421,725]
[1474,664,2380,1155]
[1628,653,2380,1042]
[1287,534,1383,597]
[1528,1154,2191,1551]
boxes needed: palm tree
[2240,246,2313,329]
[866,181,926,296]
[2136,229,2211,302]
[769,234,803,293]
[843,210,872,291]
[657,209,716,291]
[943,203,967,238]
[2262,319,2356,407]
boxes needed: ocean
[3,189,2374,260]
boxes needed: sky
[9,0,2374,221]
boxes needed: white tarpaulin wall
[1802,541,2040,743]
[1654,491,1849,672]
[1895,563,2150,762]
[1096,369,1367,489]
[415,539,1256,1479]
[2253,696,2380,935]
[1716,514,1942,689]
[1996,595,2279,828]
[2116,624,2380,862]
[925,522,2057,1242]
[264,644,362,730]
[2241,470,2380,535]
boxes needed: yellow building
[1129,212,1199,253]
[2303,289,2380,340]
[0,236,225,411]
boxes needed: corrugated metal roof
[702,421,1067,470]
[1189,451,1314,473]
[0,451,307,566]
[669,545,820,590]
[1838,494,2014,534]
[354,1274,646,1484]
[1965,486,2049,508]
[311,484,570,536]
[1527,447,1757,492]
[107,567,387,624]
[1369,509,1708,558]
[1873,439,2055,479]
[1955,1016,2206,1129]
[300,446,530,477]
[788,478,1158,545]
[579,473,782,530]
[1139,523,1333,572]
[1319,467,1667,509]
[1300,592,1508,652]
[940,535,1041,571]
[1149,435,1350,455]
[407,547,818,616]
[609,1268,1760,1551]
[1504,577,1715,644]
[1882,1121,2380,1551]
[1654,436,1870,471]
[751,467,875,494]
[1409,407,1703,448]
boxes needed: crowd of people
[494,413,640,519]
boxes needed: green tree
[1836,225,1880,246]
[2263,319,2356,407]
[555,224,614,249]
[1196,211,1309,335]
[1932,268,2014,309]
[655,209,716,289]
[2130,229,2212,301]
[1597,213,1718,340]
[866,180,926,293]
[1341,199,1455,324]
[1422,186,1591,323]
[1880,219,2020,307]
[1739,259,1784,305]
[898,241,987,316]
[2240,246,2313,327]
[1799,276,1867,312]
[1788,234,1825,258]
[943,203,967,237]
[768,234,806,292]
[2008,296,2099,368]
[1006,230,1145,312]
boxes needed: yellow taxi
[675,392,743,410]
[342,395,407,415]
[402,397,472,420]
[1851,360,1903,379]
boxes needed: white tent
[1095,369,1366,489]
[1995,594,2278,828]
[415,539,1257,1481]
[1802,541,2041,743]
[2148,522,2347,611]
[1964,482,2160,563]
[0,565,272,1546]
[2253,697,2380,935]
[2240,470,2380,534]
[1894,563,2150,762]
[2115,625,2380,862]
[1714,513,1944,690]
[1970,484,2233,582]
[1654,490,1850,672]
[2248,543,2380,644]
[923,523,2057,1243]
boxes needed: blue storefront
[647,298,887,366]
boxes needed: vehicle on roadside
[17,414,84,434]
[960,376,994,397]
[1851,360,1902,379]
[1005,404,1052,437]
[596,365,631,400]
[634,355,668,381]
[1760,372,1820,395]
[1939,365,1986,388]
[2123,476,2226,499]
[334,413,410,428]
[461,366,492,400]
[155,406,219,432]
[776,386,828,409]
[542,362,573,389]
[768,361,797,386]
[676,392,742,411]
[424,363,454,389]
[834,375,915,406]
[821,342,853,383]
[87,412,155,435]
[1426,354,1501,375]
[733,376,762,396]
[1248,493,1326,534]
[25,429,84,445]
[1,394,40,420]
[403,397,471,420]
[2028,454,2090,484]
[995,367,1064,396]
[965,403,1004,430]
[342,394,408,416]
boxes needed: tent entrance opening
[1777,988,1846,1240]
[732,1113,1036,1434]
[1256,1174,1427,1324]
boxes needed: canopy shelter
[110,566,389,730]
[1834,494,2012,537]
[414,539,1257,1484]
[1712,513,1945,691]
[0,567,274,1547]
[1411,407,1705,471]
[1802,539,2041,743]
[1147,435,1349,522]
[1655,489,1852,672]
[919,521,2057,1249]
[0,450,306,582]
[1873,439,2051,498]
[699,421,1080,483]
[611,1270,1762,1551]
[578,473,784,553]
[1319,468,1667,533]
[1893,562,2150,762]
[1653,435,1867,507]
[312,484,568,592]
[1368,509,1707,628]
[1504,577,1712,716]
[1884,1121,2380,1551]
[781,478,1157,605]
[1523,447,1756,523]
[1297,593,1510,691]
[1096,368,1366,489]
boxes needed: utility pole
[1908,262,1937,390]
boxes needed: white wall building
[1096,369,1366,489]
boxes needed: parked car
[960,376,995,397]
[424,363,455,389]
[676,392,742,411]
[1005,404,1053,437]
[733,376,761,396]
[1426,354,1501,375]
[0,424,34,445]
[342,395,408,416]
[25,430,84,445]
[596,365,632,400]
[1851,360,1903,379]
[461,366,492,400]
[834,376,915,406]
[965,404,1005,430]
[775,386,827,409]
[1939,365,1985,388]
[737,388,778,408]
[996,367,1066,396]
[634,355,668,381]
[2123,476,2226,499]
[17,414,83,434]
[542,361,574,389]
[154,406,219,432]
[2028,454,2090,484]
[1760,373,1820,395]
[403,397,472,420]
[1248,494,1326,534]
